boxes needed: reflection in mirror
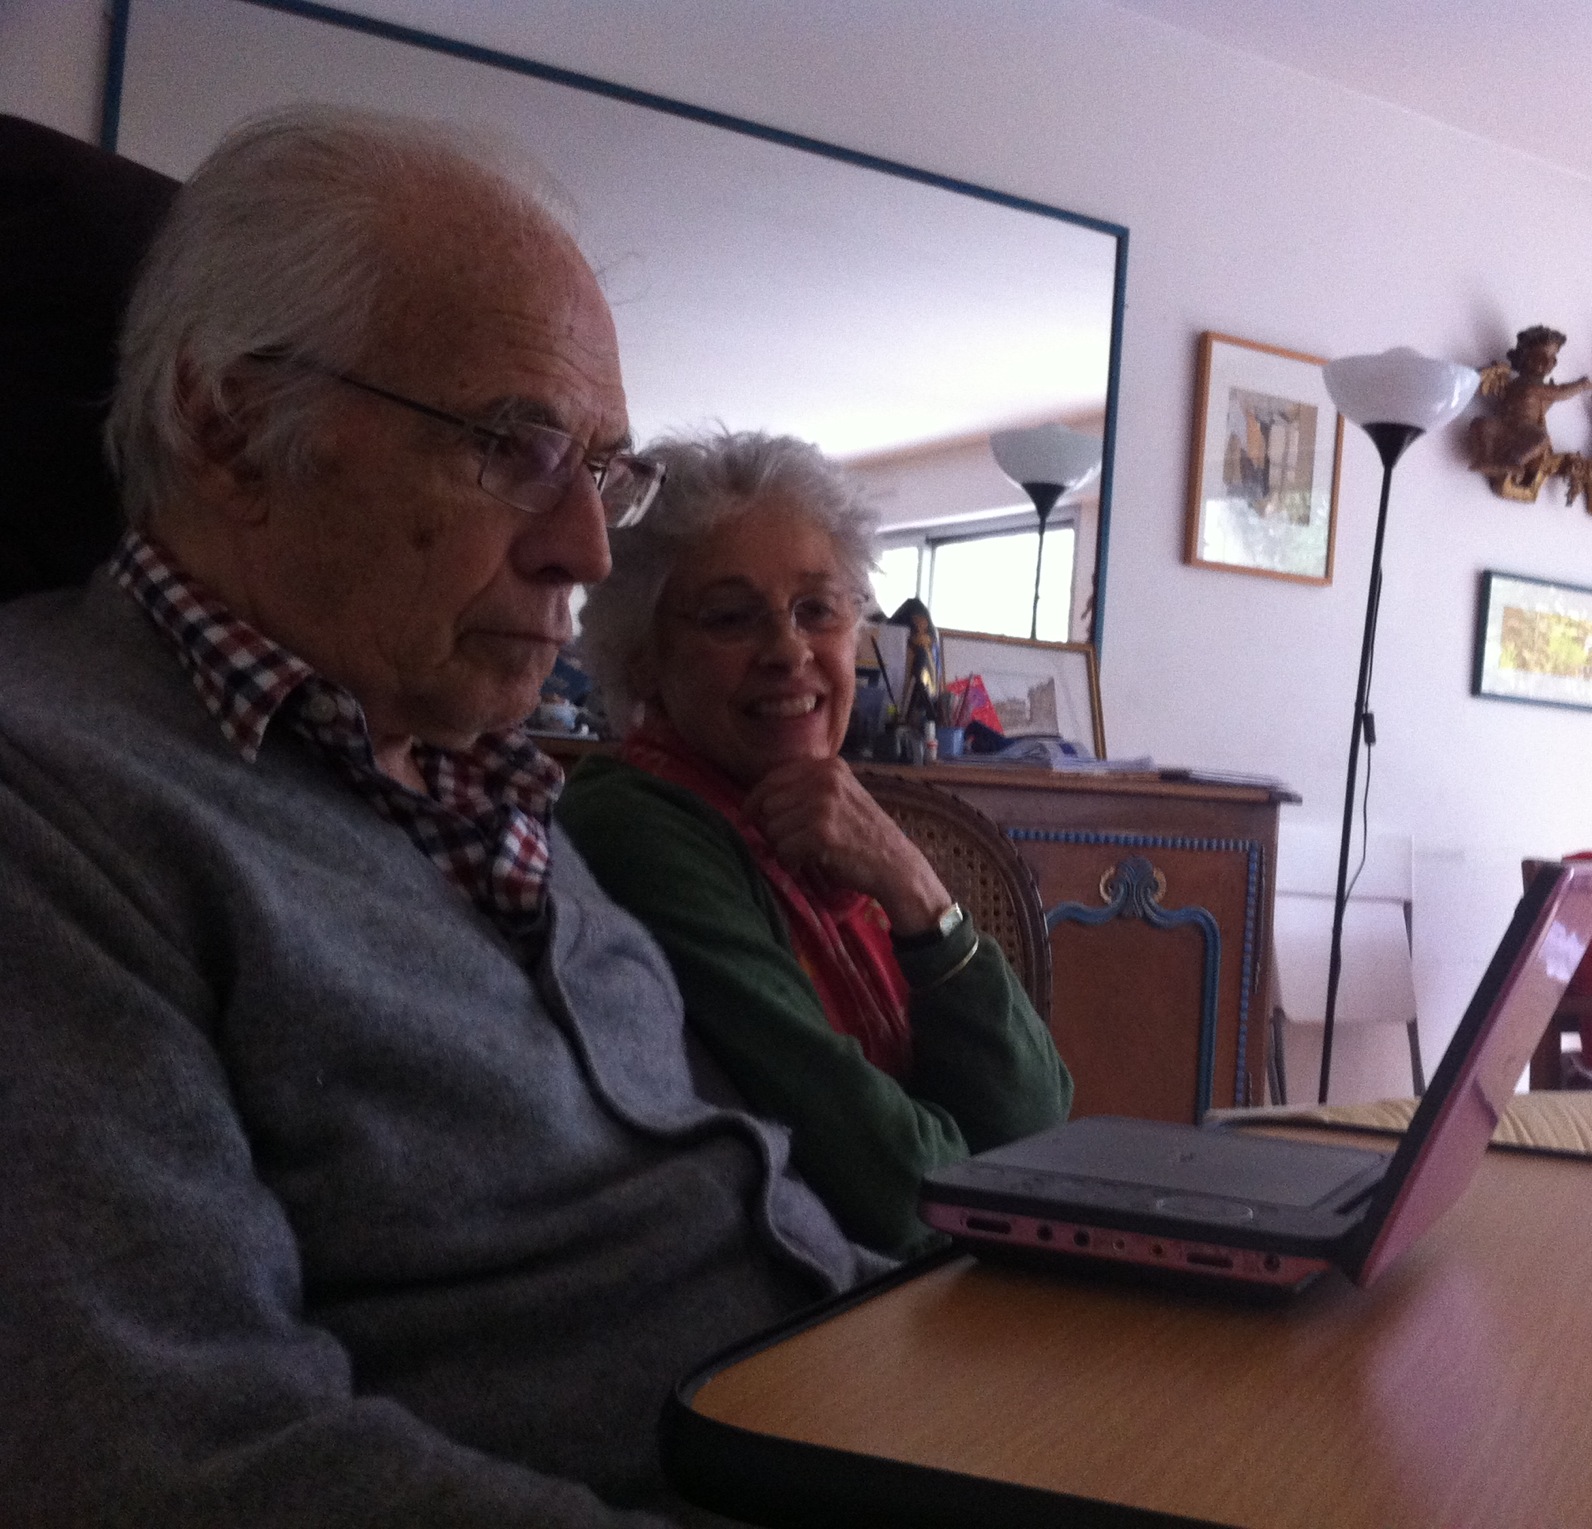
[109,0,1126,644]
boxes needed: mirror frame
[101,0,1129,648]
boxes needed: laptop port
[1072,1229,1091,1248]
[1036,1224,1053,1242]
[965,1215,1011,1235]
[1186,1250,1235,1270]
[1263,1253,1281,1273]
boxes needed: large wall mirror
[106,0,1127,646]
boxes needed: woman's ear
[629,648,662,707]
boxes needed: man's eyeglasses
[672,590,863,646]
[247,351,663,528]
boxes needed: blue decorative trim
[1238,838,1260,1105]
[1010,827,1263,1109]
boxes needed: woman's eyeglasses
[673,590,862,646]
[247,351,664,528]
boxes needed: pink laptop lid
[1353,861,1592,1285]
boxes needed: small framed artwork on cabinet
[1184,331,1344,584]
[937,630,1106,760]
[1473,570,1592,712]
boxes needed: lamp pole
[1025,482,1065,641]
[1318,422,1421,1104]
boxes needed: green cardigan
[556,755,1072,1257]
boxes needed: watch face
[938,902,966,939]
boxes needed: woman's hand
[743,758,953,936]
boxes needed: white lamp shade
[1322,347,1479,432]
[989,422,1102,493]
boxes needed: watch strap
[892,901,965,950]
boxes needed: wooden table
[667,1133,1592,1528]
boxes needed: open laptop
[920,861,1592,1293]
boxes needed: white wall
[11,0,1592,1070]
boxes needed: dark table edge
[660,1248,1220,1529]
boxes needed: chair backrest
[854,770,1052,1017]
[0,114,179,600]
[1271,891,1416,1026]
[1273,825,1417,1026]
[1275,823,1413,901]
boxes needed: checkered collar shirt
[108,529,564,942]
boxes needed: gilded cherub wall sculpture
[1468,325,1592,508]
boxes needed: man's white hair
[105,106,566,528]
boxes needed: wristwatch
[894,901,966,950]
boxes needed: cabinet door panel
[1012,833,1267,1118]
[1049,917,1209,1120]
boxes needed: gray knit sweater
[0,574,880,1527]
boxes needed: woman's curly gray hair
[579,429,879,732]
[105,106,565,528]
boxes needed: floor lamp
[989,424,1102,640]
[1316,347,1479,1104]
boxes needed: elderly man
[0,110,880,1527]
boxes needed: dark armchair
[0,114,178,600]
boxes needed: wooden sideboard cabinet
[857,761,1298,1124]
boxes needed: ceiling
[335,0,1592,184]
[1111,0,1592,183]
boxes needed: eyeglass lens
[479,427,662,528]
[686,592,859,644]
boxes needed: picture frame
[1184,331,1344,584]
[1473,570,1592,712]
[937,630,1106,759]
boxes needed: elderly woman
[558,430,1071,1257]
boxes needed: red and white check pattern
[110,530,563,940]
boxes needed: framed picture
[1184,331,1344,584]
[938,631,1106,759]
[1473,571,1592,712]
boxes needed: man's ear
[174,360,271,523]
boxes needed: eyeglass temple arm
[245,349,506,438]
